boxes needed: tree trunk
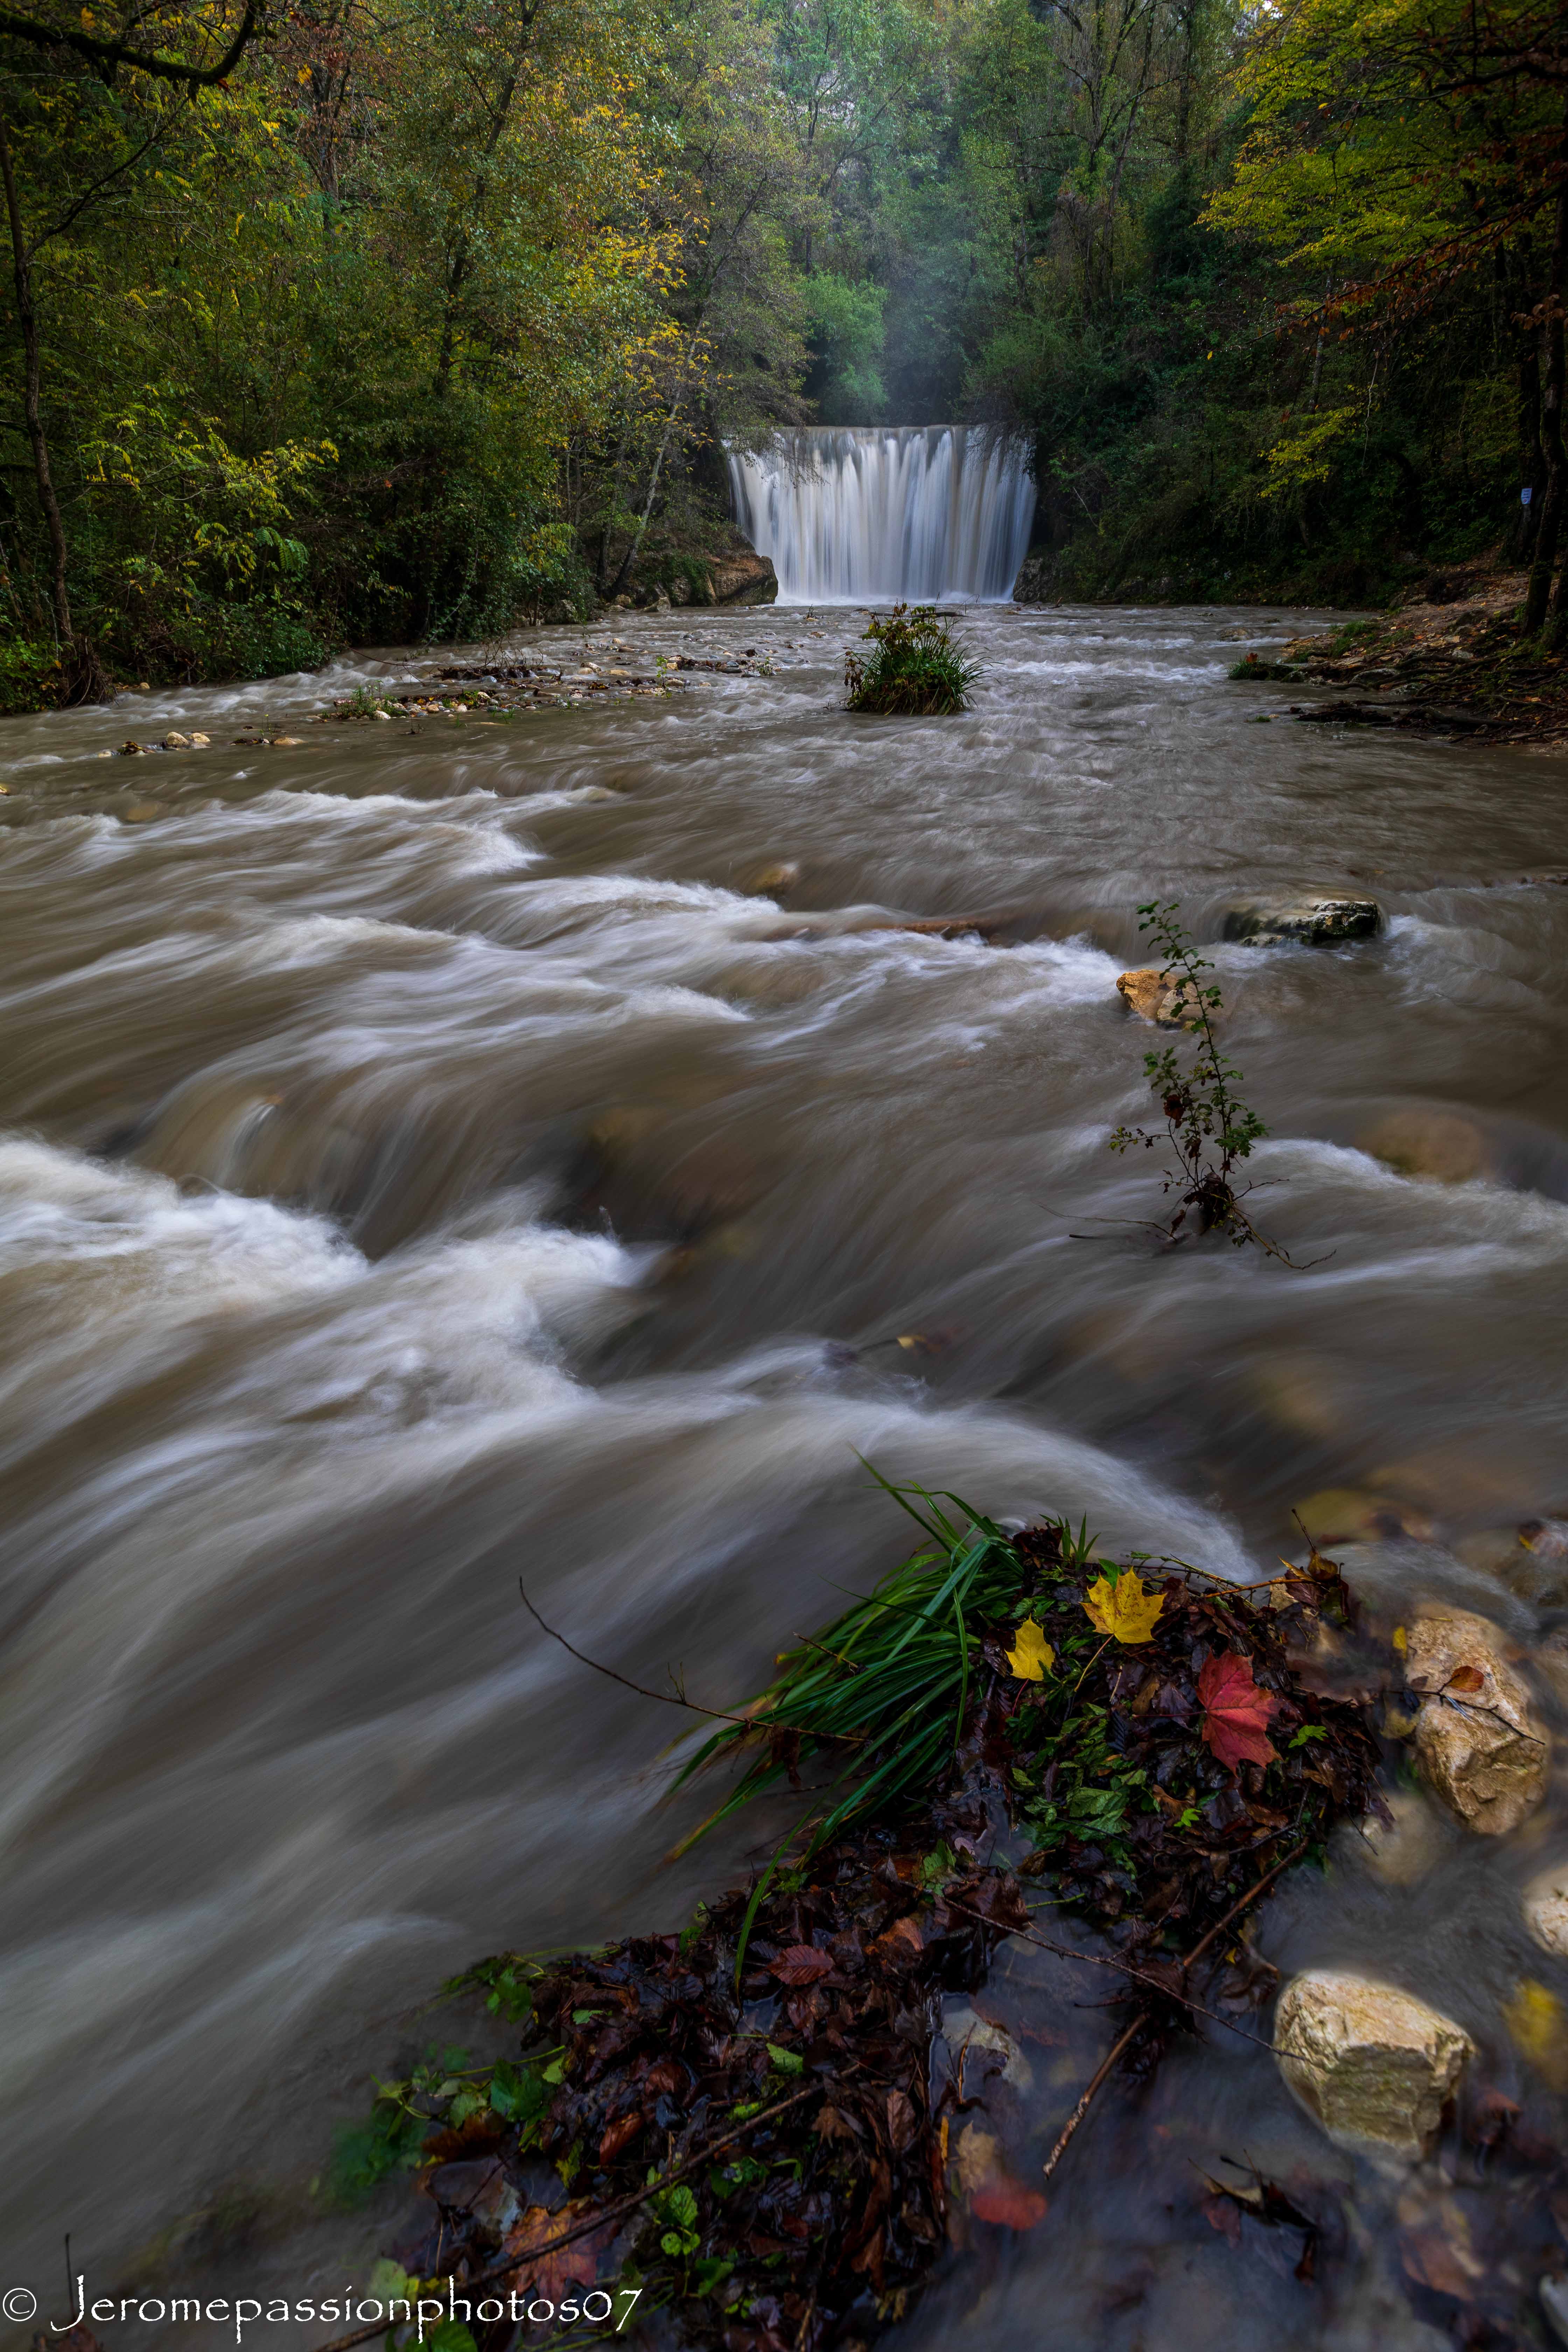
[1515,322,1542,561]
[1524,112,1568,634]
[0,108,73,655]
[606,336,700,603]
[433,0,539,397]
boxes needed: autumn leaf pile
[992,1529,1381,1955]
[343,1504,1383,2352]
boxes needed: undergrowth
[843,603,980,715]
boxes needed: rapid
[2,602,1568,2347]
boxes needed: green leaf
[764,2042,804,2076]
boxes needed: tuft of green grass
[673,1472,1097,1862]
[844,604,980,715]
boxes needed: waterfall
[726,425,1036,605]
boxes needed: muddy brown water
[3,606,1568,2348]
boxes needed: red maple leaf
[1197,1651,1281,1772]
[971,2179,1048,2230]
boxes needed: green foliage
[322,2089,431,2206]
[1110,898,1271,1249]
[843,603,980,715]
[802,271,888,422]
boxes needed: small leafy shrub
[1110,897,1276,1250]
[1227,651,1301,681]
[844,602,980,714]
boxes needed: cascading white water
[727,425,1036,604]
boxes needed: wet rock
[741,859,801,896]
[120,798,168,824]
[1115,966,1207,1027]
[1221,895,1380,947]
[1405,1607,1547,1835]
[944,2004,1033,2092]
[708,550,778,606]
[427,2155,522,2245]
[1523,1865,1568,1958]
[189,732,210,748]
[118,739,145,756]
[1291,1485,1432,1545]
[1274,1970,1474,2157]
[1359,1107,1492,1185]
[162,731,190,749]
[1354,1788,1447,1888]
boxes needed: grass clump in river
[843,603,979,715]
[325,1482,1386,2352]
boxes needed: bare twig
[1035,1837,1310,2181]
[518,1582,863,1743]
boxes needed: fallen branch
[518,1581,864,1744]
[1038,1836,1309,2180]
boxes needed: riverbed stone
[1274,1970,1474,2156]
[1221,895,1381,947]
[742,860,801,896]
[1524,1865,1568,1958]
[1115,966,1207,1027]
[1359,1107,1492,1185]
[1405,1606,1546,1835]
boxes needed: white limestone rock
[1274,1969,1474,2157]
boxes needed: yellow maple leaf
[1083,1570,1164,1645]
[1006,1619,1055,1680]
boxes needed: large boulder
[1115,966,1207,1028]
[1274,1970,1474,2157]
[710,550,778,605]
[1404,1606,1547,1835]
[1222,896,1380,947]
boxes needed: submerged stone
[1222,896,1380,946]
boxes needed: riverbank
[1268,564,1568,751]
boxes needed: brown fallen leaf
[770,1943,834,1985]
[1447,1665,1485,1693]
[502,2200,613,2301]
[597,2110,643,2163]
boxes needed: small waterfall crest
[727,425,1036,605]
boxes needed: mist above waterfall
[727,425,1035,605]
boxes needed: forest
[1,0,1566,704]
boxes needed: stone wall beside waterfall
[726,425,1035,605]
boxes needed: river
[2,602,1567,2346]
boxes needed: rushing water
[3,605,1568,2348]
[725,426,1036,603]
